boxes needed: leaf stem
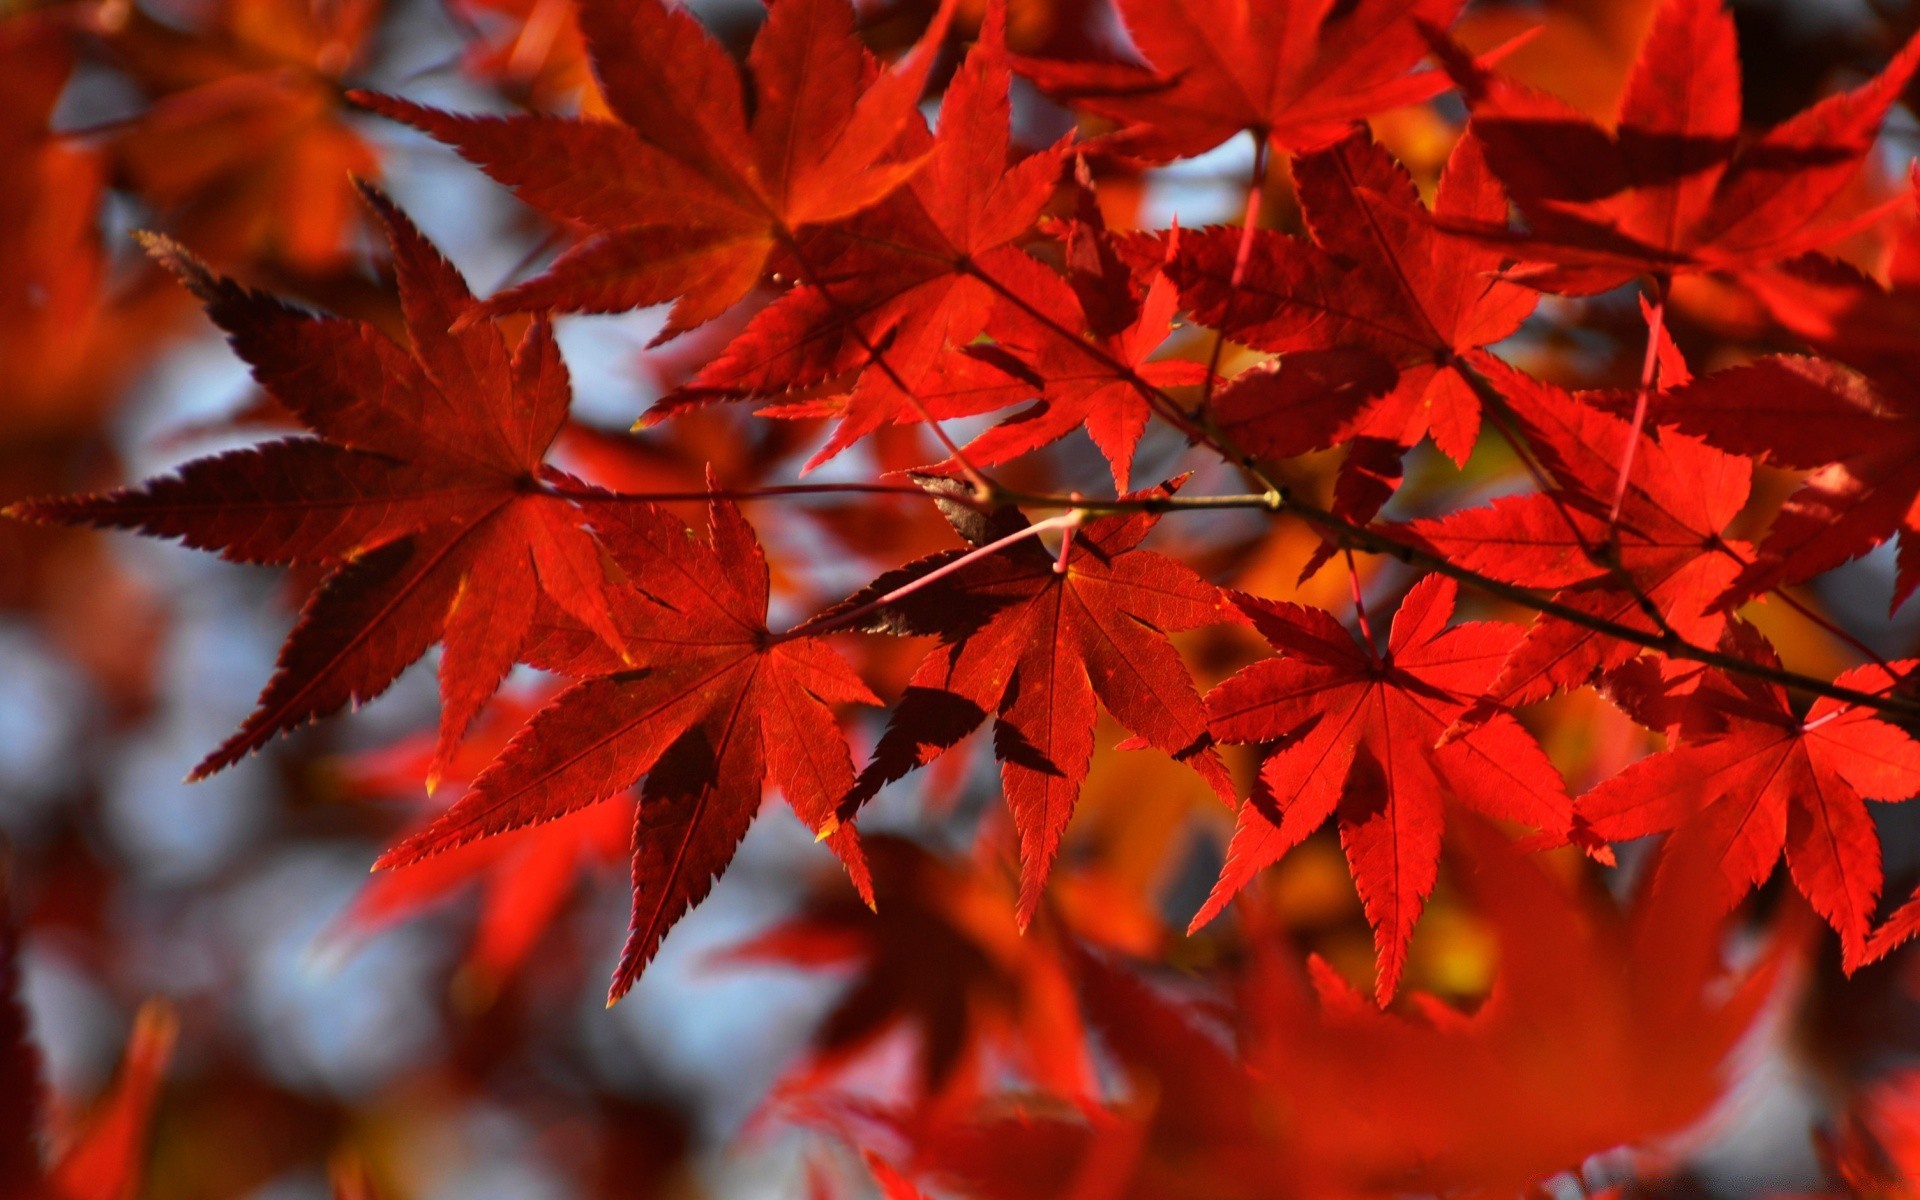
[1608,280,1668,529]
[785,512,1084,641]
[1197,131,1273,417]
[1345,547,1379,653]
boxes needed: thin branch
[976,484,1920,722]
[544,482,935,504]
[787,512,1083,641]
[685,233,1920,723]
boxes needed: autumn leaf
[355,0,952,338]
[0,9,184,446]
[9,186,625,785]
[2,853,176,1200]
[1171,129,1537,517]
[1578,623,1920,964]
[1196,575,1571,1002]
[871,821,1786,1199]
[375,481,878,1001]
[1643,353,1920,613]
[1432,0,1920,292]
[331,694,631,997]
[1404,357,1750,711]
[1012,0,1467,161]
[956,243,1206,492]
[656,3,1071,471]
[824,478,1234,926]
[716,836,1096,1116]
[42,1002,178,1200]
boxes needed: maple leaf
[1011,0,1466,162]
[1644,353,1920,613]
[447,0,608,115]
[1821,1067,1920,1197]
[1433,0,1920,292]
[374,483,879,1001]
[655,5,1071,470]
[823,479,1234,926]
[99,0,384,274]
[1576,623,1920,964]
[954,247,1207,492]
[41,1002,177,1200]
[1195,575,1571,1002]
[8,186,625,784]
[353,0,952,338]
[1403,357,1750,711]
[1172,129,1537,516]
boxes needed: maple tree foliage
[18,0,1920,1193]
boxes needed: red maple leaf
[9,187,625,784]
[354,0,950,338]
[1196,575,1571,1002]
[824,480,1234,926]
[1403,358,1750,711]
[951,245,1207,492]
[1576,623,1920,964]
[374,483,878,1001]
[1433,0,1920,292]
[1645,353,1920,613]
[1012,0,1466,161]
[656,7,1070,469]
[1172,129,1537,517]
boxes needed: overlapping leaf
[356,0,950,337]
[859,823,1786,1199]
[1646,351,1920,612]
[717,836,1095,1116]
[333,694,631,994]
[1013,0,1466,161]
[1405,358,1750,711]
[953,242,1205,492]
[1435,0,1920,292]
[100,0,383,274]
[658,6,1070,468]
[1172,129,1536,517]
